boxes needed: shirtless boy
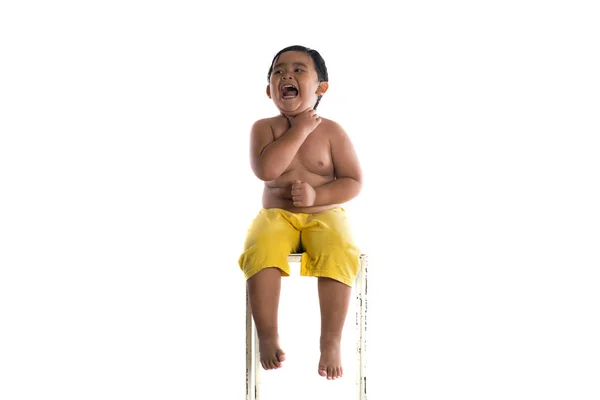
[238,45,362,380]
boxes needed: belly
[262,169,339,213]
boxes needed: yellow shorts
[238,207,360,287]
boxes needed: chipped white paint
[246,288,262,400]
[245,253,368,399]
[356,254,367,400]
[245,289,254,400]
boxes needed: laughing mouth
[280,84,299,99]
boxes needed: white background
[1,1,599,399]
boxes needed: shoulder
[320,118,349,139]
[252,115,287,133]
[250,117,275,142]
[251,117,274,131]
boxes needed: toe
[318,365,327,377]
[277,350,286,362]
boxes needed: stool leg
[246,287,253,400]
[246,288,260,400]
[356,255,368,400]
[254,314,261,400]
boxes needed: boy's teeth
[281,85,298,98]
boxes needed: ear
[266,85,271,99]
[316,81,329,96]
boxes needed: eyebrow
[272,62,309,70]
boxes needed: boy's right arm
[250,110,321,181]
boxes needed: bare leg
[247,267,286,370]
[317,277,351,380]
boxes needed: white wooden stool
[245,253,368,400]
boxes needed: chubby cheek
[301,84,319,97]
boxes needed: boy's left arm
[314,123,363,206]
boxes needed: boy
[238,45,362,380]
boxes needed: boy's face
[267,51,328,117]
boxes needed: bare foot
[259,336,286,370]
[318,339,343,380]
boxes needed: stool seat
[245,253,368,400]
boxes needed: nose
[281,72,293,80]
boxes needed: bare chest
[272,123,334,176]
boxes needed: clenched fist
[291,180,316,207]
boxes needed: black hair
[267,45,329,110]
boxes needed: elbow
[253,165,280,182]
[354,178,363,196]
[257,173,279,182]
[344,176,362,198]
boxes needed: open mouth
[280,84,299,99]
